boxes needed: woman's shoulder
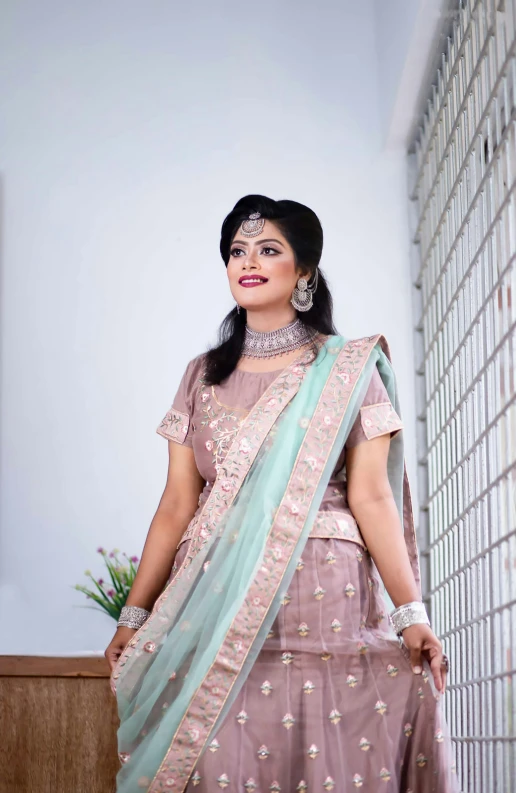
[180,351,209,387]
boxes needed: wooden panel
[0,655,111,677]
[0,669,120,793]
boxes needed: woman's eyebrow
[231,238,284,247]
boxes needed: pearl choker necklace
[242,319,318,359]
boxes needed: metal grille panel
[409,1,516,790]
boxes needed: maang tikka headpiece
[240,211,265,237]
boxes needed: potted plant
[74,547,139,621]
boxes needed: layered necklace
[241,318,318,359]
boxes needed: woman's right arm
[105,440,205,670]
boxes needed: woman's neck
[244,308,298,333]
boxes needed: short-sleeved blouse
[157,350,403,515]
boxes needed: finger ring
[440,654,449,672]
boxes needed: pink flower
[130,556,139,563]
[97,547,106,555]
[97,578,104,586]
[205,440,213,451]
[209,420,217,429]
[107,589,115,597]
[253,597,261,606]
[201,392,209,402]
[272,546,283,560]
[267,398,277,406]
[323,415,332,425]
[339,372,350,384]
[239,438,251,453]
[290,503,299,515]
[364,418,373,427]
[182,425,188,434]
[221,480,231,492]
[292,365,303,374]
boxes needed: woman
[106,195,458,792]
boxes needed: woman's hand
[402,623,447,693]
[105,626,137,672]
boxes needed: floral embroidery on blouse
[199,395,246,471]
[359,401,403,441]
[156,407,190,444]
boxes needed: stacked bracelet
[390,601,430,635]
[117,605,150,630]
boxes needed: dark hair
[204,194,338,385]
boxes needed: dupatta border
[110,340,325,695]
[149,334,385,791]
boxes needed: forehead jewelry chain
[241,318,318,358]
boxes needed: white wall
[0,0,417,654]
[374,0,457,148]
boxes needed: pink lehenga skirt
[171,535,458,793]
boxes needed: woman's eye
[262,247,278,255]
[230,248,244,257]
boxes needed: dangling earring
[291,269,319,312]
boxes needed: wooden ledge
[0,655,111,677]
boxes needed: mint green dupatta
[111,334,417,792]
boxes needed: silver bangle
[117,605,150,630]
[390,601,430,635]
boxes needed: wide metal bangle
[390,601,430,635]
[117,605,150,630]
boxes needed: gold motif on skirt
[374,700,387,715]
[260,680,273,695]
[282,713,295,729]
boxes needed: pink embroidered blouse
[157,352,404,522]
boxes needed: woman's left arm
[346,434,447,693]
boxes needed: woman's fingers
[409,645,423,675]
[427,646,444,692]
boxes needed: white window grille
[409,1,516,791]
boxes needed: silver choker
[242,319,318,359]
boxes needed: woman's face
[227,220,303,312]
